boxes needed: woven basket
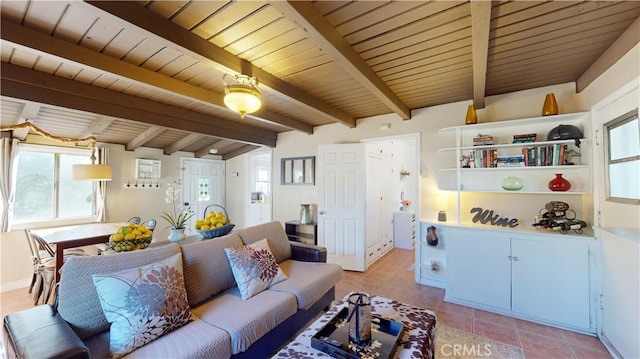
[197,204,235,239]
[109,237,152,252]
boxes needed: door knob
[319,211,325,215]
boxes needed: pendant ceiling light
[0,122,112,181]
[223,74,262,119]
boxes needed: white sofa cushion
[269,260,343,310]
[224,238,288,300]
[83,318,232,359]
[192,286,297,354]
[180,233,243,306]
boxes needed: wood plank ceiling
[1,1,638,159]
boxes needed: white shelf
[440,165,589,171]
[439,112,589,133]
[436,111,592,194]
[439,138,587,152]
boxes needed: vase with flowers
[161,180,195,242]
[400,199,412,211]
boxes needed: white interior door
[181,158,225,235]
[317,143,366,271]
[245,152,272,227]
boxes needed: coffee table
[272,294,437,358]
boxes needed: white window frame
[604,108,640,205]
[12,143,99,229]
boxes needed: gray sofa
[4,221,343,358]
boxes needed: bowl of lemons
[109,222,153,252]
[195,204,235,239]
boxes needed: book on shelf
[496,155,525,167]
[512,133,537,143]
[521,144,567,167]
[473,134,493,146]
[468,149,498,168]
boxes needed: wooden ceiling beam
[0,18,312,134]
[221,144,261,160]
[80,116,116,138]
[164,133,205,155]
[577,17,640,92]
[15,102,41,140]
[1,63,277,147]
[471,1,492,109]
[126,126,166,151]
[84,1,353,128]
[271,1,411,120]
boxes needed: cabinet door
[511,238,591,329]
[446,229,511,310]
[366,155,382,250]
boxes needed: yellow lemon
[200,224,210,230]
[115,233,125,241]
[144,230,152,237]
[210,218,218,226]
[138,225,148,232]
[216,212,223,218]
[124,232,136,240]
[216,222,224,228]
[129,222,136,228]
[131,229,142,237]
[220,217,227,225]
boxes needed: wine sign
[470,207,519,228]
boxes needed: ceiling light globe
[224,86,262,118]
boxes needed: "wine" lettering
[470,207,519,228]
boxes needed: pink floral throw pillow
[92,253,192,358]
[224,238,288,300]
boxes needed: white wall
[581,43,640,358]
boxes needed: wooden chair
[24,229,86,305]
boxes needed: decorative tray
[311,307,404,359]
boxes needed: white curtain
[0,138,20,232]
[96,146,109,222]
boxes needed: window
[13,144,96,224]
[605,109,640,204]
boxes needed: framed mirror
[281,156,315,185]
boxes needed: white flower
[161,180,195,229]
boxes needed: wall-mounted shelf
[135,158,161,179]
[437,112,592,194]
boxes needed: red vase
[548,173,571,191]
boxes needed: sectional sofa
[4,221,343,358]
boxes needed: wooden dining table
[33,222,126,282]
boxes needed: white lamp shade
[224,86,262,115]
[73,164,112,181]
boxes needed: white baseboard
[600,334,624,359]
[0,279,30,292]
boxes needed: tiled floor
[1,248,611,358]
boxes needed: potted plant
[161,180,195,242]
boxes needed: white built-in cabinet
[366,144,395,265]
[393,212,416,250]
[445,225,596,333]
